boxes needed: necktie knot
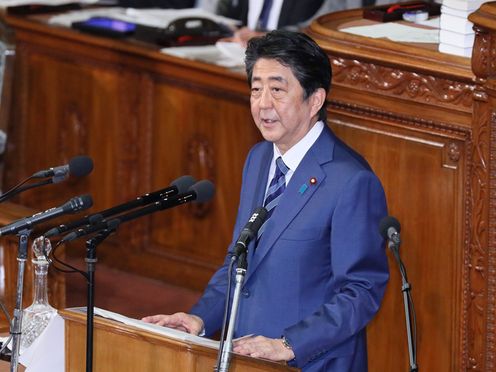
[275,156,289,176]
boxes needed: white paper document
[162,41,246,68]
[19,314,65,372]
[341,22,440,43]
[49,7,240,29]
[71,306,220,349]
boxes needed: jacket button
[242,290,250,298]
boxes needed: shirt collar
[272,121,324,172]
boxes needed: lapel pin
[310,177,317,185]
[298,183,308,195]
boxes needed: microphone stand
[85,228,116,372]
[389,240,418,372]
[218,252,247,372]
[0,180,52,203]
[10,228,32,372]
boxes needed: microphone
[44,175,196,238]
[0,195,93,236]
[379,215,401,247]
[32,155,94,183]
[59,180,215,243]
[60,218,121,244]
[168,179,215,204]
[233,207,268,257]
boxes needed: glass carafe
[20,237,57,351]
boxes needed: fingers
[141,314,169,325]
[141,313,204,335]
[233,336,294,361]
[187,314,205,335]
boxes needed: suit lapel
[251,146,272,213]
[245,126,335,285]
[245,144,273,264]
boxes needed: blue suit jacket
[191,125,389,371]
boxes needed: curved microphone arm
[0,178,53,203]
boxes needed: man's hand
[141,312,204,335]
[233,335,295,362]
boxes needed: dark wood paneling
[1,15,261,292]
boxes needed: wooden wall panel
[0,15,262,291]
[10,44,143,211]
[331,116,464,370]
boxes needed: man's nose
[259,88,272,108]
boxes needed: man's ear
[310,88,327,118]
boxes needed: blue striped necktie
[257,0,274,30]
[257,156,289,240]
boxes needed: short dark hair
[245,30,331,122]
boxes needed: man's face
[250,58,323,154]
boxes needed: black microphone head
[61,231,78,243]
[379,216,401,239]
[249,207,268,231]
[44,226,60,238]
[78,194,94,210]
[107,219,121,230]
[170,175,196,194]
[190,180,215,203]
[69,156,94,178]
[88,214,104,225]
[62,194,93,214]
[233,206,268,257]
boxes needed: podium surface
[60,309,298,372]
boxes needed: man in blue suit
[143,30,389,371]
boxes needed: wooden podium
[59,309,298,372]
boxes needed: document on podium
[70,306,221,349]
[341,21,440,43]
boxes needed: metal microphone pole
[389,240,418,372]
[85,228,116,372]
[218,252,247,372]
[10,229,32,372]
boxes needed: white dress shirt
[247,0,284,30]
[264,120,324,196]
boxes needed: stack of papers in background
[439,0,488,57]
[49,7,240,29]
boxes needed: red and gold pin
[310,177,317,185]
